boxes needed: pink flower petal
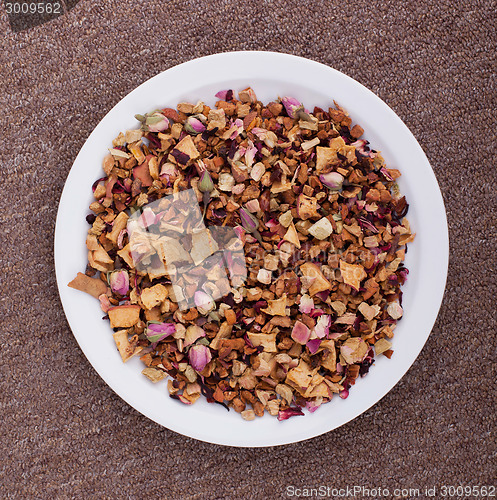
[291,320,311,345]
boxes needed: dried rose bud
[146,322,176,343]
[358,216,379,234]
[108,270,129,295]
[189,344,212,372]
[194,291,215,315]
[281,96,304,119]
[185,116,206,135]
[136,111,169,133]
[239,207,258,232]
[291,320,311,345]
[198,170,214,194]
[320,172,344,190]
[239,207,263,244]
[198,170,215,217]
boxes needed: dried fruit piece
[142,367,167,383]
[300,262,331,296]
[107,212,129,244]
[357,302,380,321]
[190,229,219,265]
[283,223,301,248]
[339,260,367,291]
[184,325,206,346]
[340,337,369,364]
[297,194,320,220]
[387,302,403,319]
[308,218,333,240]
[141,284,168,310]
[374,338,393,356]
[108,305,141,328]
[261,295,287,316]
[68,272,108,299]
[113,330,142,362]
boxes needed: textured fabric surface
[1,1,496,498]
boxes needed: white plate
[54,51,449,447]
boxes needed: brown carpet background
[1,0,496,498]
